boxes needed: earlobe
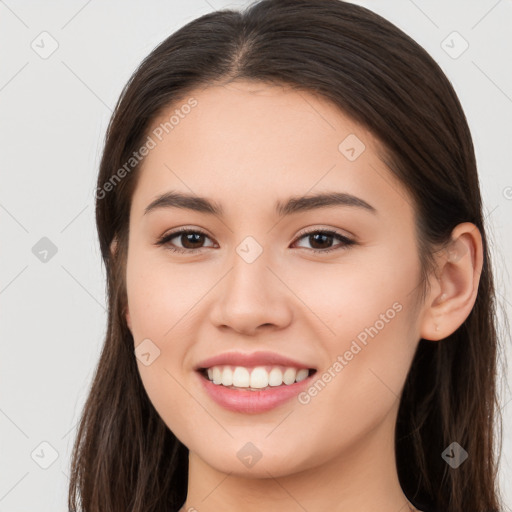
[126,307,132,332]
[110,235,131,331]
[110,237,118,257]
[419,222,483,341]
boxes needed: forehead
[130,80,411,223]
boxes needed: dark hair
[68,1,505,510]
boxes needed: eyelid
[293,224,355,241]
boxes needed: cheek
[125,253,212,424]
[289,248,420,406]
[288,247,417,341]
[125,253,202,341]
[126,263,204,442]
[287,286,417,470]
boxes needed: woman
[68,1,505,511]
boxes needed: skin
[118,80,483,512]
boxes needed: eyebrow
[143,190,377,217]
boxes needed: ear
[110,236,118,257]
[419,222,483,341]
[109,236,132,332]
[125,306,132,332]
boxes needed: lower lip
[196,370,315,414]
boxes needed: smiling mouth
[197,366,317,391]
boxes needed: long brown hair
[68,1,506,510]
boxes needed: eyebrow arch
[143,190,377,217]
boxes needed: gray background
[1,0,511,510]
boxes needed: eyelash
[155,226,356,255]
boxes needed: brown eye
[176,232,207,249]
[292,229,355,253]
[156,228,215,254]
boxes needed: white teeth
[268,367,283,387]
[212,367,222,385]
[283,367,296,385]
[203,365,312,388]
[221,366,233,386]
[250,367,269,389]
[295,368,309,382]
[232,367,250,387]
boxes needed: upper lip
[195,351,316,370]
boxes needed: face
[124,80,426,477]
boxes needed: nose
[209,254,293,336]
